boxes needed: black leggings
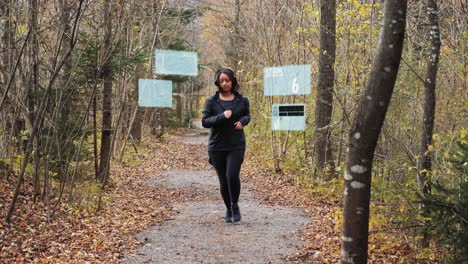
[208,149,245,209]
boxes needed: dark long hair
[214,68,240,92]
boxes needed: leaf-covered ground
[0,129,436,263]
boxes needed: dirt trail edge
[122,130,310,264]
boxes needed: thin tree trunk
[314,0,336,174]
[0,0,11,80]
[98,0,113,185]
[0,30,31,113]
[130,64,142,143]
[233,0,241,72]
[418,0,441,249]
[119,101,140,162]
[176,85,183,125]
[93,77,99,179]
[99,79,125,209]
[28,0,40,202]
[112,78,126,159]
[56,0,72,188]
[338,29,352,167]
[337,96,347,166]
[160,109,166,136]
[0,0,14,102]
[341,1,407,263]
[188,79,194,128]
[270,96,281,173]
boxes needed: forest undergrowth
[1,128,444,263]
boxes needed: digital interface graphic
[271,104,306,131]
[264,64,311,96]
[155,49,198,76]
[138,79,173,108]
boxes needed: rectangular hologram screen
[155,49,198,76]
[264,64,311,96]
[278,105,305,116]
[138,79,173,108]
[272,104,306,131]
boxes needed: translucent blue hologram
[155,49,198,76]
[138,79,172,108]
[264,64,311,96]
[271,104,306,131]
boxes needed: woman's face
[219,73,233,93]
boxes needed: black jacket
[202,91,250,151]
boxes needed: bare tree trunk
[314,0,336,174]
[0,1,9,76]
[44,153,51,222]
[28,0,40,201]
[130,64,142,143]
[338,30,352,167]
[270,96,281,173]
[119,101,139,162]
[337,96,347,166]
[98,0,113,185]
[56,0,72,185]
[160,109,166,136]
[188,79,194,128]
[341,1,407,263]
[93,87,99,179]
[111,77,126,159]
[0,0,31,127]
[233,0,241,72]
[176,94,182,125]
[418,0,441,249]
[0,0,14,93]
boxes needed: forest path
[122,129,310,263]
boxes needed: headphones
[214,68,239,91]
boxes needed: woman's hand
[234,121,243,130]
[224,110,232,119]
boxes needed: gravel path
[123,132,309,263]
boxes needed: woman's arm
[202,98,226,128]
